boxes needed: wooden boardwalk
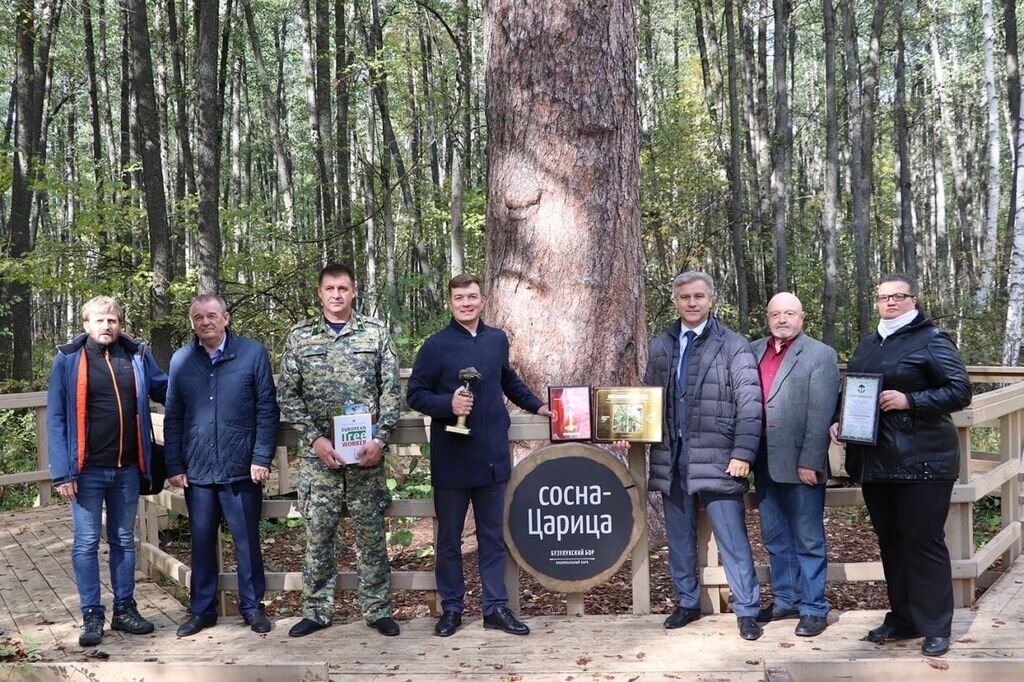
[3,505,1024,680]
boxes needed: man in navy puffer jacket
[164,294,279,637]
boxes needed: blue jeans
[754,469,829,617]
[70,465,141,615]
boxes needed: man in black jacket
[645,271,763,640]
[406,273,551,638]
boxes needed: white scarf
[877,309,918,340]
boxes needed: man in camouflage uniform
[278,262,402,638]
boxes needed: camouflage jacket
[278,312,401,455]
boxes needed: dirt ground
[159,499,974,621]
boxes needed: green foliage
[0,410,41,511]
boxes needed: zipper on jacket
[103,349,126,467]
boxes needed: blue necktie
[676,330,696,385]
[210,348,223,365]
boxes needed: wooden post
[627,443,650,614]
[504,556,521,614]
[1002,412,1023,563]
[35,406,51,506]
[566,592,584,615]
[948,426,975,607]
[275,445,290,495]
[697,507,723,613]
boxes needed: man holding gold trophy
[407,274,551,638]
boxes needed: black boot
[111,598,155,635]
[79,611,105,647]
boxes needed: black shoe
[756,602,800,623]
[368,616,400,636]
[794,615,828,637]
[175,614,217,637]
[288,618,329,638]
[483,606,529,635]
[434,610,462,637]
[922,636,950,657]
[111,599,155,635]
[78,611,105,647]
[663,606,702,629]
[738,616,763,641]
[244,610,272,634]
[865,621,920,644]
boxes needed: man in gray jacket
[751,293,838,637]
[645,271,763,640]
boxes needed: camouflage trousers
[297,456,393,624]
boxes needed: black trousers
[862,479,955,637]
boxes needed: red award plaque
[548,385,593,442]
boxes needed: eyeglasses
[875,293,915,303]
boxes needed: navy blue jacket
[164,331,279,485]
[47,333,167,485]
[406,319,544,488]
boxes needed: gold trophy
[446,367,482,436]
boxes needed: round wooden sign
[503,442,645,593]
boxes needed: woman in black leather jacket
[830,274,971,658]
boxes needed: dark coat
[164,331,279,485]
[750,333,839,483]
[843,313,971,482]
[405,319,544,489]
[645,316,762,495]
[47,333,168,485]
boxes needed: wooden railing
[2,365,1023,615]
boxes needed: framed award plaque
[838,373,883,445]
[593,387,664,443]
[548,385,593,442]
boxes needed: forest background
[4,0,1024,390]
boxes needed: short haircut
[449,273,482,294]
[81,296,123,323]
[672,271,716,297]
[878,273,918,295]
[190,293,228,315]
[319,262,357,286]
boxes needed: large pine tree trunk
[483,0,645,391]
[127,0,172,368]
[196,0,221,294]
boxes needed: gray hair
[672,271,716,297]
[190,293,229,315]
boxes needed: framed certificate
[838,373,883,444]
[548,385,593,442]
[593,387,663,443]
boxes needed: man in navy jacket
[48,296,167,647]
[164,294,279,636]
[406,274,551,637]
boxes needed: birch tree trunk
[894,0,917,281]
[770,0,791,292]
[1002,80,1024,365]
[241,0,296,231]
[821,0,839,347]
[449,0,470,276]
[724,0,749,332]
[483,0,645,391]
[977,0,1000,307]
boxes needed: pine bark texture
[483,0,645,391]
[196,0,221,294]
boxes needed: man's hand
[312,436,342,469]
[726,458,750,478]
[537,404,552,418]
[251,465,270,484]
[357,439,385,468]
[452,389,474,416]
[879,389,910,412]
[56,480,77,501]
[829,422,842,446]
[797,466,819,486]
[168,473,189,489]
